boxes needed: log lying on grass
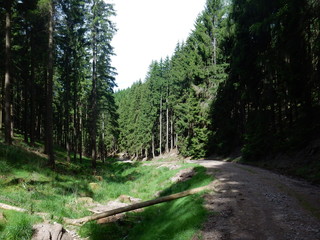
[0,203,28,212]
[0,203,51,220]
[64,185,212,226]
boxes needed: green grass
[80,194,207,240]
[80,166,212,240]
[0,211,40,240]
[0,138,213,240]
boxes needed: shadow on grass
[80,166,213,240]
[0,142,142,206]
[1,141,213,239]
[0,142,141,184]
[0,143,46,175]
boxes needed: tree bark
[64,50,71,162]
[152,134,155,158]
[176,133,178,151]
[159,95,162,155]
[73,87,78,162]
[90,0,98,169]
[4,0,12,145]
[101,113,105,163]
[166,99,169,153]
[30,29,36,145]
[170,113,174,150]
[45,0,55,167]
[64,185,211,226]
[79,106,83,163]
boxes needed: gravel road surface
[192,160,320,240]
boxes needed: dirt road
[192,160,320,240]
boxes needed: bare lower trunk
[166,103,169,153]
[4,1,12,145]
[66,139,71,162]
[79,107,83,163]
[159,96,162,155]
[170,115,174,150]
[101,113,105,163]
[45,1,55,167]
[23,67,28,143]
[152,134,155,158]
[10,105,13,138]
[176,134,178,151]
[91,16,98,169]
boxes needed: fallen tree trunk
[64,185,212,226]
[0,203,52,220]
[0,203,28,212]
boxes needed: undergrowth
[0,138,213,240]
[0,211,39,240]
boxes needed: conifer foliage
[115,0,229,159]
[1,0,319,163]
[115,0,320,160]
[0,0,117,166]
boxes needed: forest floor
[0,140,212,240]
[192,159,320,240]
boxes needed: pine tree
[88,0,116,167]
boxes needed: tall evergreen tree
[88,0,116,168]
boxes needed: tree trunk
[0,85,2,131]
[45,0,55,167]
[73,88,78,162]
[152,134,155,158]
[23,41,29,143]
[10,104,13,138]
[90,1,98,169]
[4,0,12,145]
[166,99,169,153]
[63,49,71,162]
[36,104,42,140]
[101,113,105,163]
[64,185,211,226]
[170,113,174,150]
[213,36,217,68]
[79,106,83,163]
[159,95,162,155]
[176,133,178,151]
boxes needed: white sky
[110,0,207,90]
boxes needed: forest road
[190,160,320,240]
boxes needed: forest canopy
[0,0,319,164]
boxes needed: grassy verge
[0,139,213,240]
